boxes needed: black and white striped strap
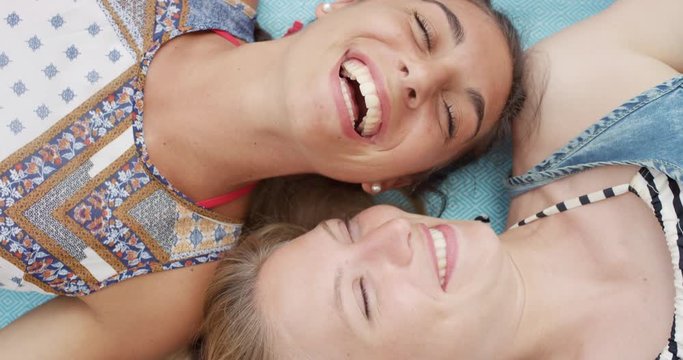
[509,183,632,229]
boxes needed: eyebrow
[422,0,465,46]
[321,222,351,329]
[334,267,344,318]
[466,88,485,137]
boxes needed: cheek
[394,137,455,171]
[475,68,513,121]
[377,312,455,359]
[472,225,503,257]
[326,6,412,49]
[381,286,446,332]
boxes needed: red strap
[196,182,258,209]
[284,21,304,37]
[199,24,302,210]
[212,29,242,46]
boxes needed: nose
[355,217,414,268]
[399,57,454,109]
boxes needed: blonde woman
[200,0,683,358]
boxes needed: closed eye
[413,11,434,51]
[443,100,456,139]
[342,218,371,320]
[360,277,371,320]
[343,216,370,320]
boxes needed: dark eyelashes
[342,217,370,320]
[413,11,454,139]
[444,101,456,138]
[360,277,370,320]
[413,12,433,51]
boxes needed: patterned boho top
[0,0,256,296]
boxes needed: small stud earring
[322,3,333,13]
[371,183,382,194]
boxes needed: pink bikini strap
[212,29,242,47]
[196,182,258,209]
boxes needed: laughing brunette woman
[0,0,523,358]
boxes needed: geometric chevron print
[106,0,151,55]
[129,190,182,255]
[1,0,254,327]
[129,189,240,262]
[23,162,94,262]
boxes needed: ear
[361,176,415,194]
[314,0,357,19]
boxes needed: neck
[158,35,313,199]
[497,223,617,359]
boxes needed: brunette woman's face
[257,205,521,359]
[279,0,513,183]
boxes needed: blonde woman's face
[278,0,513,183]
[257,205,518,359]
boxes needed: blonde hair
[195,175,374,359]
[198,223,305,360]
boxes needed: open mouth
[338,59,382,137]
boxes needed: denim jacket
[508,75,683,197]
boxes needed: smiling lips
[429,228,449,288]
[338,59,383,137]
[427,225,458,291]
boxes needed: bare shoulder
[599,0,683,72]
[0,263,218,359]
[512,0,682,174]
[528,0,683,83]
[82,262,218,358]
[535,0,683,69]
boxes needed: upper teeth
[340,59,382,137]
[430,228,447,286]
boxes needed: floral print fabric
[0,0,254,296]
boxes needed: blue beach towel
[0,0,614,328]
